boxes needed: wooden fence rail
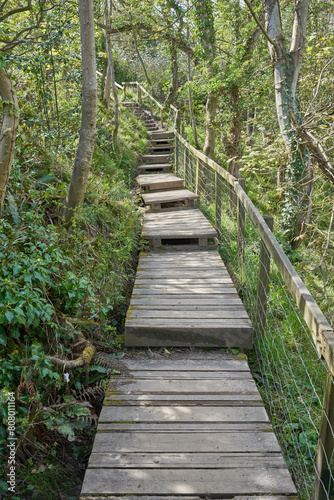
[128,85,334,500]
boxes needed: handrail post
[137,84,142,105]
[175,111,180,133]
[195,157,199,195]
[183,145,187,183]
[123,83,127,99]
[255,215,274,336]
[175,136,179,175]
[215,172,222,236]
[150,98,153,117]
[160,108,164,129]
[312,372,334,500]
[237,178,246,265]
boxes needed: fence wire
[174,134,334,500]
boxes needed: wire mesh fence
[174,132,334,500]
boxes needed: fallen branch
[46,334,96,369]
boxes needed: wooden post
[175,111,181,133]
[195,157,199,195]
[175,136,179,175]
[123,83,127,99]
[150,98,153,117]
[237,178,246,264]
[255,215,274,336]
[160,108,164,129]
[183,146,187,184]
[137,84,142,104]
[312,372,334,500]
[215,172,222,236]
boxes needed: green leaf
[0,481,8,492]
[5,311,14,323]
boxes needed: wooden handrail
[175,130,334,376]
[127,84,334,374]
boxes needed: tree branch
[289,109,334,185]
[0,0,32,23]
[243,0,279,51]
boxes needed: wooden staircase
[79,101,297,500]
[122,103,254,348]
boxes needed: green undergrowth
[0,104,147,499]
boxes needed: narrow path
[79,103,297,499]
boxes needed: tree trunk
[187,57,200,150]
[167,43,178,105]
[133,31,152,88]
[105,0,119,141]
[103,63,111,108]
[63,0,97,223]
[0,68,19,215]
[195,0,217,159]
[263,0,310,248]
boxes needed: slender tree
[0,68,19,215]
[194,0,217,158]
[245,0,312,247]
[63,0,97,223]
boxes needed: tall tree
[245,0,311,248]
[0,1,47,215]
[63,0,97,223]
[194,0,217,158]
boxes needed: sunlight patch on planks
[80,357,297,499]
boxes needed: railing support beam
[313,372,334,500]
[255,215,274,336]
[237,178,246,265]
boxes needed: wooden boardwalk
[80,355,297,499]
[79,102,297,499]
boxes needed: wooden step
[136,173,183,191]
[142,208,217,248]
[125,250,253,347]
[142,189,199,210]
[148,144,174,152]
[80,356,296,499]
[149,138,174,145]
[149,131,174,140]
[138,164,173,173]
[141,154,172,164]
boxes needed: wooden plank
[99,405,268,423]
[130,293,240,300]
[81,496,297,500]
[141,154,172,164]
[107,378,257,393]
[124,325,253,347]
[97,422,273,432]
[122,359,249,371]
[80,467,296,496]
[133,285,237,292]
[126,317,251,325]
[134,278,236,285]
[88,452,287,468]
[104,394,261,403]
[92,430,278,453]
[135,269,230,276]
[131,287,237,295]
[110,370,252,379]
[142,189,199,204]
[127,310,249,319]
